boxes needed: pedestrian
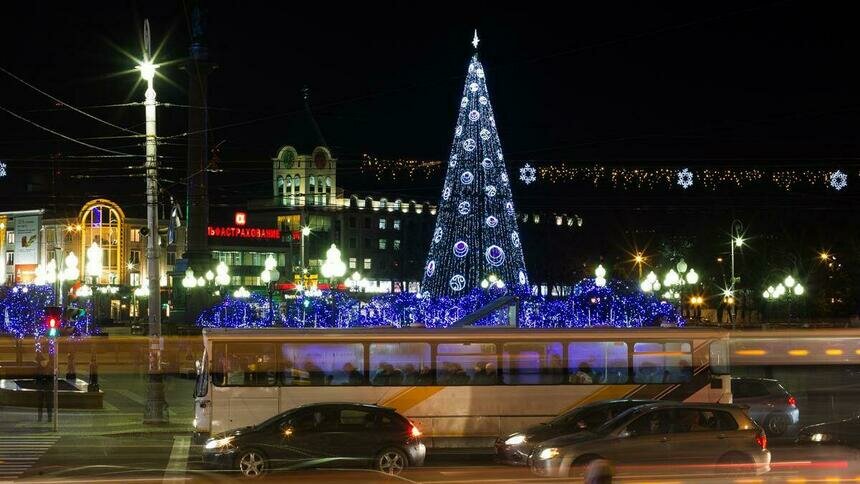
[88,353,100,392]
[65,352,76,381]
[35,353,53,422]
[584,459,613,484]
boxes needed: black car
[796,415,860,448]
[495,399,656,465]
[202,403,426,477]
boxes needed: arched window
[276,176,285,204]
[394,199,403,213]
[79,199,125,285]
[379,198,388,212]
[308,176,316,206]
[365,196,374,211]
[325,177,332,206]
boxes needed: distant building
[1,198,182,322]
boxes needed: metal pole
[142,23,167,423]
[52,339,58,431]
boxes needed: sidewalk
[0,405,192,436]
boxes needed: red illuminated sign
[207,226,281,240]
[234,212,247,226]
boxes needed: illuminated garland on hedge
[361,157,855,191]
[196,278,683,329]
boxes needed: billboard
[15,264,37,284]
[14,215,40,265]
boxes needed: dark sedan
[201,403,426,477]
[797,415,860,448]
[495,399,656,465]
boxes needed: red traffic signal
[43,306,63,338]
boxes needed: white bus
[193,327,732,448]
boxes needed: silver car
[530,403,771,478]
[732,377,799,437]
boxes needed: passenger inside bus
[342,362,363,385]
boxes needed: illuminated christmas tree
[421,32,528,297]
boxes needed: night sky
[1,1,859,215]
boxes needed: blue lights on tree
[421,39,528,297]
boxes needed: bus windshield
[194,347,209,398]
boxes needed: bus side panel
[211,385,278,434]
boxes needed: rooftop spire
[472,29,480,50]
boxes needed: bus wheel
[237,449,268,477]
[376,448,407,475]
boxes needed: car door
[732,380,769,423]
[324,407,387,467]
[271,408,337,470]
[667,408,735,466]
[600,409,674,470]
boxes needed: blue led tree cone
[421,53,528,297]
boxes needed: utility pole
[140,19,167,424]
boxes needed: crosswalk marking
[0,435,58,480]
[164,435,190,480]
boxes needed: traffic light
[43,306,63,339]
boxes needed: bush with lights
[0,285,56,339]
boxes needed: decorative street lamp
[320,244,347,285]
[182,268,197,289]
[260,255,281,323]
[594,264,607,288]
[640,271,661,293]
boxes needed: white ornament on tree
[0,161,6,178]
[485,185,497,197]
[458,201,471,215]
[480,128,491,141]
[469,110,480,122]
[479,96,488,105]
[469,82,479,92]
[460,97,468,108]
[463,138,476,152]
[460,171,474,185]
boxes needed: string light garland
[360,158,855,192]
[420,43,528,297]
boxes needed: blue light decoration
[0,285,56,339]
[421,34,529,298]
[196,293,274,329]
[195,277,683,329]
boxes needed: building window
[349,257,357,269]
[393,239,401,251]
[6,231,14,245]
[348,237,356,249]
[130,273,141,287]
[348,217,356,228]
[364,258,372,270]
[378,239,387,250]
[378,218,387,230]
[129,250,141,265]
[364,217,371,229]
[393,219,401,230]
[167,252,176,266]
[130,229,141,242]
[5,251,13,265]
[364,238,371,248]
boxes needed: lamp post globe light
[320,244,347,284]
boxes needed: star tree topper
[472,30,480,49]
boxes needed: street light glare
[301,226,312,237]
[138,60,156,81]
[734,236,744,248]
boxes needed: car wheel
[765,413,790,437]
[237,449,268,478]
[717,452,753,475]
[376,448,408,475]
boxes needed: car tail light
[755,431,767,450]
[787,396,797,407]
[410,424,422,438]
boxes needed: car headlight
[204,436,235,450]
[538,447,560,460]
[810,433,831,442]
[505,434,527,446]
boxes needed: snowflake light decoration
[830,170,848,191]
[677,168,694,189]
[520,164,537,185]
[0,161,6,178]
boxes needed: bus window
[369,343,432,385]
[281,343,364,386]
[214,342,277,386]
[633,341,692,384]
[436,343,497,385]
[568,342,628,384]
[502,343,564,384]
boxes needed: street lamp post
[730,220,744,327]
[260,255,280,324]
[300,226,311,283]
[138,20,167,424]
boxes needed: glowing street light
[594,264,607,288]
[320,244,347,281]
[685,268,699,285]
